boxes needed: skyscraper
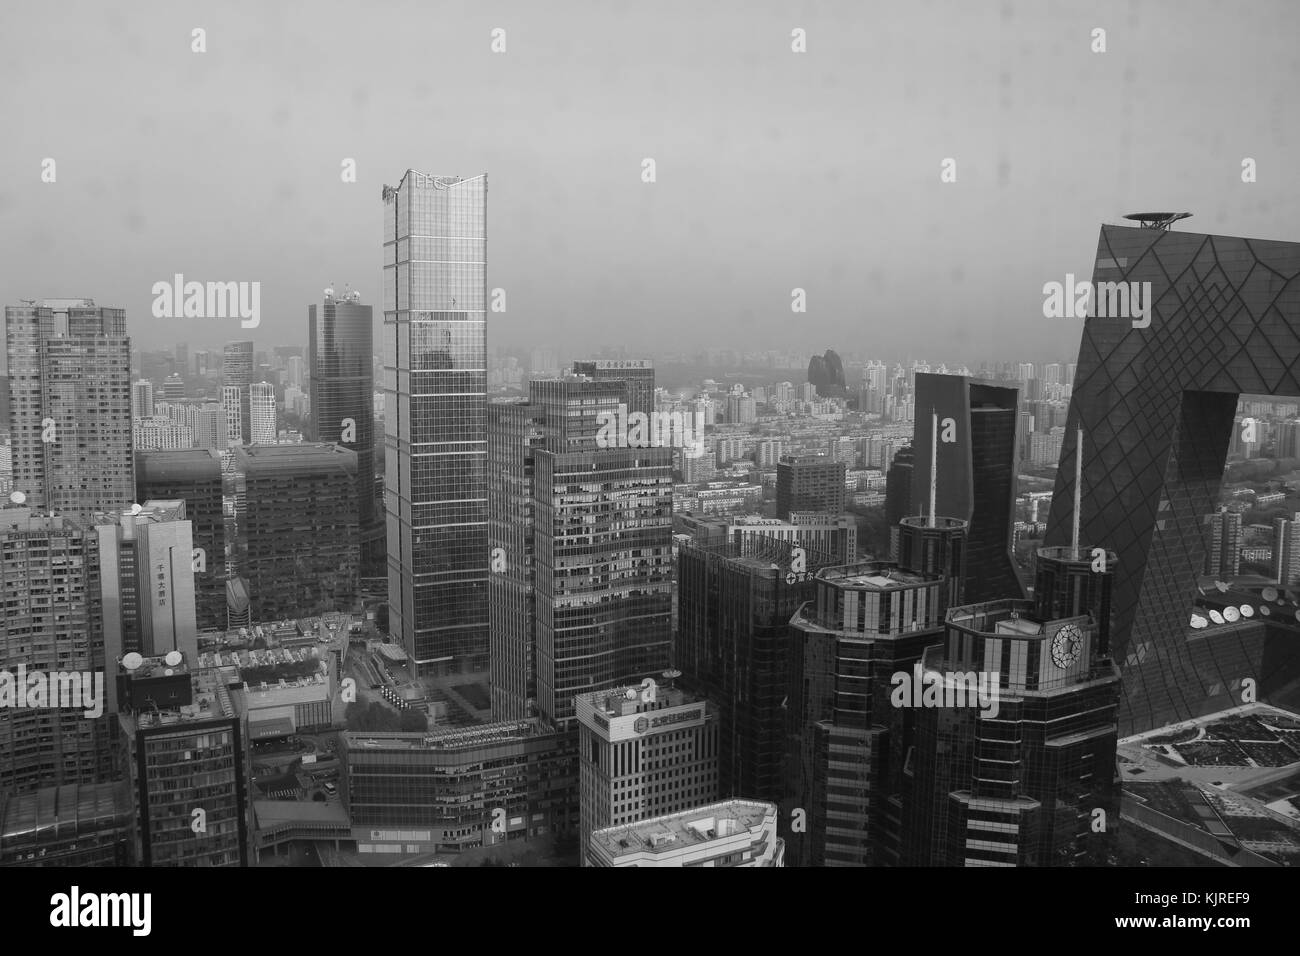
[1273,513,1300,586]
[5,299,133,521]
[222,341,253,444]
[249,382,276,444]
[309,290,378,572]
[132,379,155,419]
[1045,220,1300,733]
[912,373,1024,604]
[571,359,655,418]
[0,509,113,793]
[1204,507,1242,577]
[382,170,488,674]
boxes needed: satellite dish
[163,668,174,676]
[122,652,144,670]
[1241,605,1255,618]
[1209,610,1225,625]
[165,650,183,667]
[1224,607,1241,623]
[1260,605,1272,616]
[624,688,637,700]
[1263,586,1279,602]
[8,491,25,505]
[1190,615,1207,629]
[130,503,143,516]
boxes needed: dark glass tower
[382,171,489,673]
[775,454,846,519]
[309,290,379,573]
[1045,221,1300,733]
[912,373,1024,603]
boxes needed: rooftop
[344,718,552,752]
[590,799,776,858]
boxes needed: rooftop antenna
[1072,425,1083,557]
[928,407,938,528]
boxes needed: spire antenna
[1072,425,1084,557]
[929,407,938,528]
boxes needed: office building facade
[221,341,253,445]
[382,170,489,673]
[775,454,846,519]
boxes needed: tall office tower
[676,536,834,805]
[192,349,210,378]
[885,445,914,559]
[221,385,243,445]
[775,454,846,519]
[487,401,545,720]
[162,373,184,402]
[136,449,226,631]
[1204,507,1242,577]
[5,298,134,521]
[117,654,249,866]
[787,558,950,867]
[96,501,198,680]
[286,354,305,389]
[532,386,674,728]
[132,379,155,419]
[308,289,379,573]
[572,359,655,418]
[1045,219,1300,732]
[221,340,253,444]
[912,374,1023,604]
[249,382,276,444]
[0,509,113,793]
[901,582,1121,867]
[589,799,784,867]
[382,170,488,675]
[1016,410,1034,463]
[233,444,358,622]
[575,684,719,865]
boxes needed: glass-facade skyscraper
[382,171,489,673]
[1045,222,1300,734]
[222,341,253,445]
[309,290,378,571]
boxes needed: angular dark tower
[1045,215,1300,733]
[912,373,1024,604]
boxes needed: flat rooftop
[591,799,775,859]
[344,718,551,752]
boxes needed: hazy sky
[2,0,1298,365]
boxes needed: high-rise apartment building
[4,299,134,521]
[382,170,488,674]
[1204,507,1242,577]
[222,341,253,444]
[309,289,378,571]
[575,683,719,865]
[233,444,358,621]
[0,509,113,793]
[249,382,276,444]
[132,379,155,419]
[1273,513,1300,586]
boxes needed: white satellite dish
[122,652,144,670]
[1190,615,1207,629]
[624,688,637,700]
[1224,607,1240,623]
[1260,605,1272,616]
[164,650,183,667]
[9,491,26,505]
[1240,605,1255,618]
[1263,586,1279,602]
[130,503,143,516]
[1209,610,1225,625]
[163,668,174,676]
